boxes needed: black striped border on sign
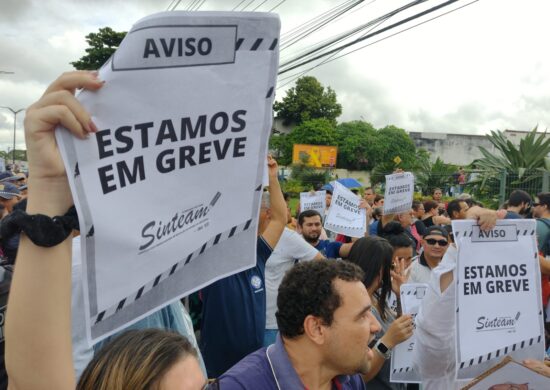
[456,229,536,237]
[235,37,278,51]
[94,218,254,324]
[325,223,364,230]
[459,335,543,369]
[392,366,413,374]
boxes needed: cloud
[2,0,550,153]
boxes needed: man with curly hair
[218,260,381,389]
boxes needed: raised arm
[260,156,287,249]
[6,71,103,390]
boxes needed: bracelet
[0,206,79,247]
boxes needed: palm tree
[471,127,550,203]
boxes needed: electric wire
[279,0,428,70]
[277,14,390,88]
[281,0,364,52]
[279,0,461,75]
[252,0,269,11]
[232,0,247,11]
[241,0,256,11]
[277,0,479,90]
[268,0,287,12]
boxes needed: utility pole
[0,106,25,165]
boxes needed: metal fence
[409,169,550,208]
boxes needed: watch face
[377,342,389,354]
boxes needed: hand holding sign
[453,219,545,380]
[384,172,414,214]
[25,71,104,210]
[55,12,280,342]
[383,314,414,348]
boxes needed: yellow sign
[393,156,402,165]
[292,144,338,168]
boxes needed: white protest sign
[56,11,280,343]
[390,283,428,383]
[323,181,365,237]
[452,219,545,381]
[384,172,414,214]
[300,190,326,219]
[461,357,550,389]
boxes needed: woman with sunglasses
[409,226,450,284]
[347,236,414,390]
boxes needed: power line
[196,0,208,10]
[281,0,358,41]
[281,0,364,52]
[268,0,287,12]
[241,0,256,11]
[232,0,247,11]
[277,14,390,88]
[278,0,463,75]
[168,0,183,10]
[279,0,428,70]
[186,0,200,10]
[166,0,177,11]
[252,0,269,11]
[327,0,480,63]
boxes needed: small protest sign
[300,190,326,219]
[384,172,414,214]
[461,356,550,389]
[452,220,545,381]
[56,11,280,343]
[324,181,365,238]
[390,283,428,383]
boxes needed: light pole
[0,106,24,166]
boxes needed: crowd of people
[2,71,550,390]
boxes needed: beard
[302,231,320,243]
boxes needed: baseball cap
[422,225,449,239]
[0,183,21,199]
[0,175,24,183]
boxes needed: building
[408,130,549,166]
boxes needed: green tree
[71,27,127,70]
[273,76,342,126]
[272,118,338,166]
[371,125,417,166]
[335,120,376,170]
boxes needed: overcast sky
[1,0,550,151]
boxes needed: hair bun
[382,221,404,236]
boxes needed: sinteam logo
[476,312,520,333]
[139,192,221,253]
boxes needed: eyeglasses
[532,202,541,207]
[425,238,448,246]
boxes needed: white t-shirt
[409,260,433,284]
[265,228,319,329]
[413,245,468,389]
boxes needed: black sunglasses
[425,238,448,246]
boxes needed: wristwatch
[373,339,392,360]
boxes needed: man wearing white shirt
[413,207,498,389]
[264,227,323,346]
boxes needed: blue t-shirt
[219,335,366,389]
[315,239,343,259]
[369,220,379,236]
[505,211,522,219]
[200,236,272,378]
